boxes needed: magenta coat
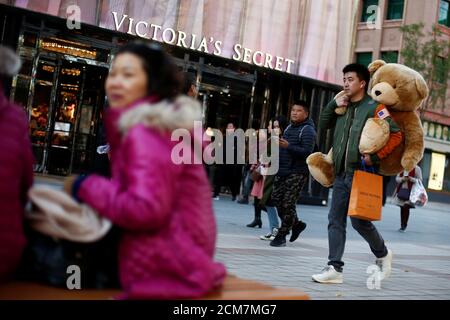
[77,96,226,299]
[0,89,34,281]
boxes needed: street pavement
[34,175,450,300]
[213,193,450,300]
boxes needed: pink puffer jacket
[77,96,226,299]
[0,89,34,281]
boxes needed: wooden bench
[0,275,309,300]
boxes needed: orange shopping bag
[347,163,382,221]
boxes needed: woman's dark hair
[116,41,181,100]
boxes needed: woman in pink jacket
[68,42,226,299]
[0,46,34,281]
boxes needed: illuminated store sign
[112,12,295,74]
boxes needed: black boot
[270,233,286,247]
[246,218,262,228]
[290,220,307,242]
[247,200,262,228]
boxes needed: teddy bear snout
[370,82,399,105]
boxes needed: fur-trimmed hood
[118,95,202,134]
[0,45,21,77]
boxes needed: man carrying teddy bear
[311,63,402,284]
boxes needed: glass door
[28,56,58,173]
[46,59,84,175]
[27,57,108,176]
[70,64,108,174]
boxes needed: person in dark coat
[212,122,244,201]
[270,101,316,247]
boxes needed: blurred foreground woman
[68,42,226,299]
[0,46,34,281]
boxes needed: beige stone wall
[354,0,450,117]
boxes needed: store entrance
[197,71,254,132]
[200,86,252,132]
[29,56,108,176]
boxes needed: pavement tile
[213,195,450,300]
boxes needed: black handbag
[17,225,120,289]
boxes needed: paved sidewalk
[33,176,450,299]
[213,195,450,300]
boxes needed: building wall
[4,0,359,85]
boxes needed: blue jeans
[241,169,254,199]
[328,172,388,272]
[265,206,279,232]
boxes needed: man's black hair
[342,63,370,92]
[292,99,309,114]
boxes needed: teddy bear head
[368,60,428,112]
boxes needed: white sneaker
[259,228,278,241]
[259,232,274,241]
[376,249,393,280]
[213,196,220,201]
[312,265,343,284]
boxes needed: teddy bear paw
[359,118,390,154]
[306,151,335,187]
[401,157,417,173]
[333,91,348,115]
[335,106,348,115]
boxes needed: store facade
[421,119,450,199]
[0,2,352,205]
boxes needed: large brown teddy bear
[307,60,428,187]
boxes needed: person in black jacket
[212,122,244,201]
[270,100,316,247]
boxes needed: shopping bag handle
[361,158,375,173]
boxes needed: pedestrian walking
[312,63,402,284]
[269,101,316,247]
[393,165,423,232]
[258,116,287,240]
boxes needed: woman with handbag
[259,117,287,240]
[66,42,226,299]
[246,160,280,234]
[246,128,269,228]
[393,165,422,232]
[246,117,286,239]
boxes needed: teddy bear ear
[368,60,386,75]
[415,76,429,100]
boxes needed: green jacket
[318,94,400,174]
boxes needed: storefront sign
[112,12,295,73]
